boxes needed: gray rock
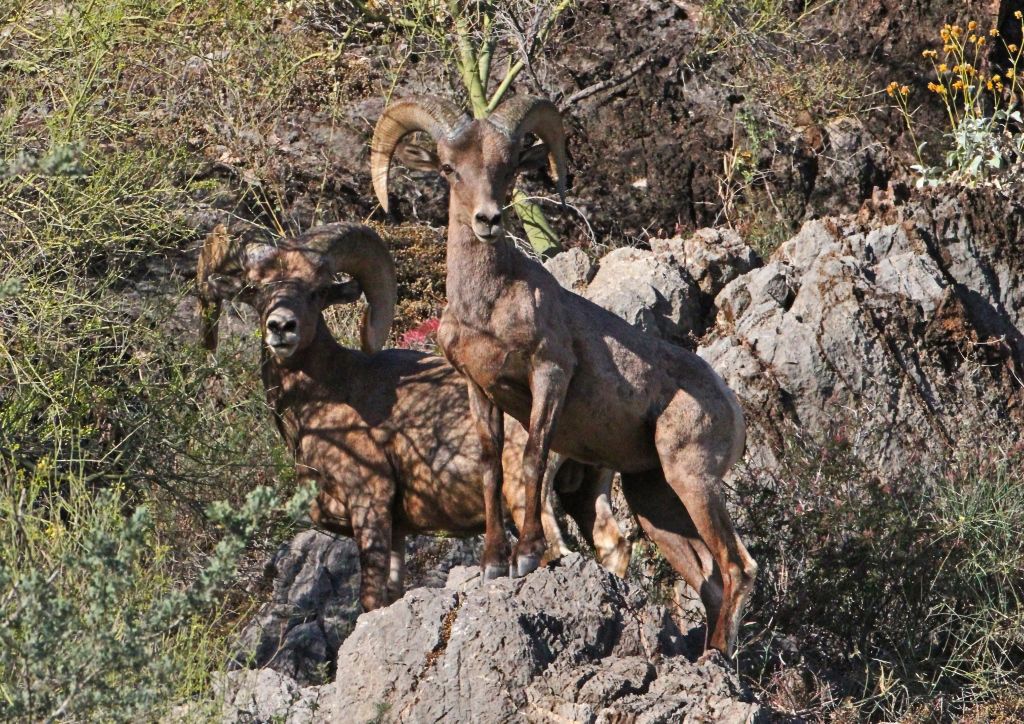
[232,530,361,684]
[700,198,1024,476]
[545,247,596,292]
[316,554,759,723]
[586,246,702,343]
[233,530,483,684]
[216,668,321,724]
[652,228,761,301]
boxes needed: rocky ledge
[219,554,763,723]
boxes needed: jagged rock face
[231,531,361,683]
[223,554,759,723]
[573,227,760,346]
[698,190,1023,474]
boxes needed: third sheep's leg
[515,361,570,578]
[468,381,511,580]
[559,465,631,577]
[386,531,406,604]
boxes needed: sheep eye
[440,163,454,175]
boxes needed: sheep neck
[261,318,357,454]
[444,221,514,321]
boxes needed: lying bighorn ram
[371,96,758,655]
[196,221,629,610]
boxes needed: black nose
[267,318,296,334]
[475,211,502,227]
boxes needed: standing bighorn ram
[371,95,758,655]
[196,221,629,611]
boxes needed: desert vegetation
[1,1,1022,721]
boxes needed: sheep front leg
[468,380,510,580]
[353,497,394,611]
[515,359,571,578]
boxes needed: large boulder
[220,555,764,723]
[585,246,702,343]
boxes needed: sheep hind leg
[653,444,757,657]
[620,470,723,638]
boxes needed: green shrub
[0,470,315,722]
[737,424,1024,718]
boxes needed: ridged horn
[488,96,567,201]
[297,222,397,355]
[370,96,468,213]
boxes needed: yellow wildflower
[885,81,898,97]
[1007,68,1016,79]
[968,20,977,31]
[1016,10,1023,20]
[951,25,962,38]
[900,85,909,96]
[990,28,999,37]
[1009,44,1019,53]
[987,79,994,90]
[941,27,951,41]
[922,49,938,58]
[968,34,977,43]
[953,79,964,90]
[977,35,986,46]
[938,63,949,73]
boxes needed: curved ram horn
[370,96,469,213]
[488,96,568,202]
[297,222,398,355]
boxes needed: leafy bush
[0,471,315,722]
[737,424,1024,719]
[0,1,331,719]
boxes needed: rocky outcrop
[231,531,361,684]
[559,227,760,346]
[541,187,1023,478]
[700,189,1023,474]
[220,555,762,723]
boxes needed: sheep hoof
[483,564,509,581]
[513,554,540,578]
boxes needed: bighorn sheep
[196,221,629,610]
[371,96,758,655]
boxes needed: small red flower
[399,318,441,351]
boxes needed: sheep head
[196,222,397,360]
[371,95,567,244]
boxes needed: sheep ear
[518,141,550,173]
[322,279,363,307]
[394,140,439,172]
